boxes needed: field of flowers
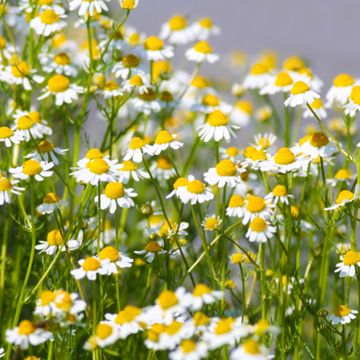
[1,0,360,359]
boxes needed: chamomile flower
[150,156,176,180]
[71,256,108,281]
[10,159,54,182]
[85,322,118,349]
[169,339,208,360]
[252,133,277,150]
[98,246,133,274]
[344,85,360,117]
[6,320,53,350]
[113,54,142,79]
[119,0,139,10]
[148,130,183,155]
[242,195,274,224]
[96,182,136,214]
[143,36,174,61]
[178,177,214,205]
[328,305,358,325]
[160,15,193,45]
[326,73,355,107]
[204,159,243,188]
[26,140,67,165]
[69,0,110,16]
[185,41,218,63]
[117,160,149,183]
[191,17,220,40]
[38,74,84,106]
[334,250,360,277]
[324,189,357,211]
[243,63,272,90]
[202,215,222,232]
[197,110,238,142]
[132,89,161,115]
[265,185,293,205]
[0,176,24,205]
[41,52,77,76]
[30,7,66,36]
[220,146,241,161]
[183,284,223,310]
[0,126,22,147]
[260,70,293,95]
[167,177,189,199]
[192,93,232,114]
[243,146,269,171]
[327,168,354,187]
[246,217,276,243]
[297,132,337,159]
[284,81,319,107]
[231,339,268,360]
[122,73,151,95]
[226,194,246,218]
[99,80,124,99]
[230,100,253,127]
[303,98,327,119]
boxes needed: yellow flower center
[180,339,196,353]
[343,250,360,266]
[144,36,164,51]
[11,61,30,78]
[290,81,310,95]
[129,74,143,86]
[155,130,173,144]
[243,339,261,354]
[202,93,220,107]
[86,158,110,174]
[155,157,171,170]
[194,40,213,54]
[164,321,182,335]
[249,217,268,232]
[214,318,234,335]
[99,246,119,262]
[128,137,144,150]
[122,54,140,68]
[229,194,244,208]
[95,323,113,339]
[120,160,137,171]
[23,159,42,176]
[310,132,329,147]
[336,190,355,204]
[43,192,60,204]
[48,74,70,92]
[335,305,351,317]
[193,283,211,297]
[0,36,6,50]
[310,98,323,109]
[138,89,157,101]
[333,73,355,87]
[204,217,220,230]
[40,9,59,24]
[168,15,187,31]
[207,110,229,126]
[144,240,162,252]
[335,169,351,180]
[235,100,253,114]
[350,85,360,105]
[191,75,210,89]
[18,320,36,335]
[199,17,213,29]
[0,177,12,191]
[115,305,141,324]
[274,147,296,165]
[147,324,165,342]
[283,56,305,72]
[226,147,239,157]
[215,159,237,177]
[121,0,137,9]
[246,195,265,213]
[104,182,124,199]
[157,290,178,310]
[250,63,268,75]
[38,0,54,5]
[54,290,72,310]
[230,253,244,264]
[82,257,101,271]
[40,290,55,305]
[275,71,293,87]
[0,126,13,139]
[291,206,299,218]
[86,148,103,159]
[193,311,210,326]
[17,111,41,130]
[173,177,188,189]
[187,180,205,194]
[273,184,287,197]
[47,229,64,245]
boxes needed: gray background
[129,0,360,85]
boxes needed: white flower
[71,257,108,280]
[324,189,357,211]
[10,159,54,182]
[98,246,133,274]
[246,217,276,243]
[303,98,327,119]
[122,73,151,95]
[123,136,152,163]
[185,41,218,63]
[260,70,293,95]
[0,126,22,147]
[69,0,110,16]
[190,17,220,40]
[178,176,214,205]
[226,194,245,218]
[143,36,174,61]
[326,73,355,107]
[204,159,243,188]
[182,284,223,310]
[284,81,319,107]
[148,130,183,156]
[328,305,358,325]
[99,80,124,99]
[160,15,194,45]
[265,185,293,205]
[36,192,67,214]
[113,53,142,80]
[334,250,360,278]
[242,195,274,225]
[230,339,268,360]
[84,322,119,349]
[117,160,149,183]
[26,140,68,165]
[344,85,360,117]
[150,157,176,180]
[0,176,24,206]
[30,7,66,36]
[243,63,272,90]
[169,339,208,360]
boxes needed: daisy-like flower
[326,73,355,107]
[12,110,52,141]
[242,195,274,224]
[148,130,183,156]
[344,85,360,117]
[226,194,245,218]
[204,159,243,188]
[0,175,24,206]
[183,284,223,310]
[6,320,53,350]
[303,98,327,119]
[150,156,176,180]
[71,256,109,281]
[122,73,151,95]
[99,80,124,99]
[131,89,162,115]
[26,140,67,165]
[260,70,293,95]
[265,185,293,205]
[169,339,208,360]
[191,17,220,40]
[231,339,268,360]
[220,146,241,161]
[178,176,214,205]
[123,136,152,163]
[85,322,119,349]
[113,54,142,80]
[328,305,358,325]
[243,146,269,171]
[143,36,174,61]
[117,160,149,183]
[167,177,189,199]
[243,63,272,90]
[69,0,110,16]
[230,100,253,127]
[119,0,139,10]
[96,182,136,214]
[98,246,133,275]
[202,215,222,232]
[327,168,354,187]
[160,15,193,45]
[192,93,232,114]
[10,159,54,182]
[251,134,276,151]
[0,126,22,147]
[41,52,77,77]
[134,239,166,263]
[38,74,84,106]
[30,7,66,36]
[197,110,238,143]
[203,317,250,350]
[284,81,319,107]
[185,40,218,63]
[324,189,357,211]
[246,217,276,242]
[296,132,337,160]
[334,250,360,277]
[105,305,143,339]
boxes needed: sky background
[129,0,360,85]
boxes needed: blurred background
[129,0,360,86]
